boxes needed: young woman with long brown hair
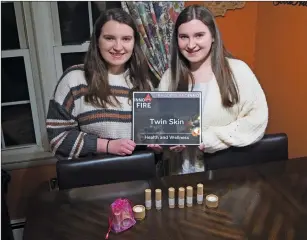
[46,8,152,159]
[158,5,268,175]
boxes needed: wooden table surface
[23,157,307,240]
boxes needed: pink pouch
[105,198,136,239]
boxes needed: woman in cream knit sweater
[156,5,268,175]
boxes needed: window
[1,1,122,165]
[51,1,122,79]
[1,2,42,152]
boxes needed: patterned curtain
[121,2,185,80]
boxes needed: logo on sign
[144,93,152,102]
[135,93,152,108]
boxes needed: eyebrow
[178,32,206,36]
[102,34,133,38]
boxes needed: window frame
[1,2,51,166]
[50,2,96,79]
[53,43,90,80]
[1,1,115,167]
[1,2,46,156]
[1,49,42,149]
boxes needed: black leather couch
[56,150,156,190]
[57,133,288,189]
[204,133,289,170]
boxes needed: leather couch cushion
[205,133,288,170]
[56,150,156,190]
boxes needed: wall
[254,2,307,158]
[185,2,258,69]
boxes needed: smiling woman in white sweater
[157,5,268,175]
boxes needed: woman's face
[98,20,135,74]
[177,19,214,65]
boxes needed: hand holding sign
[108,139,136,156]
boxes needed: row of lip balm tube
[144,183,219,210]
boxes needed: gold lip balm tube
[145,189,151,210]
[197,183,204,204]
[168,187,175,208]
[178,187,185,208]
[186,186,193,207]
[155,189,162,210]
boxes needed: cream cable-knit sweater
[158,58,268,174]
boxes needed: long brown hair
[84,8,151,108]
[171,5,239,108]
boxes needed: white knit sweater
[158,58,268,174]
[159,58,268,152]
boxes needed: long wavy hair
[84,8,151,108]
[170,5,239,108]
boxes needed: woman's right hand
[108,139,136,156]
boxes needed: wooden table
[23,157,307,240]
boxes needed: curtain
[122,2,185,80]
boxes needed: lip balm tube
[155,189,162,210]
[168,187,175,208]
[186,186,193,207]
[178,187,185,208]
[197,183,204,204]
[145,189,151,210]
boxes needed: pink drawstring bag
[105,198,136,239]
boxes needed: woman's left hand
[169,145,186,153]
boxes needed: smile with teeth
[110,52,125,57]
[187,49,200,54]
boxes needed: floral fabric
[122,2,185,80]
